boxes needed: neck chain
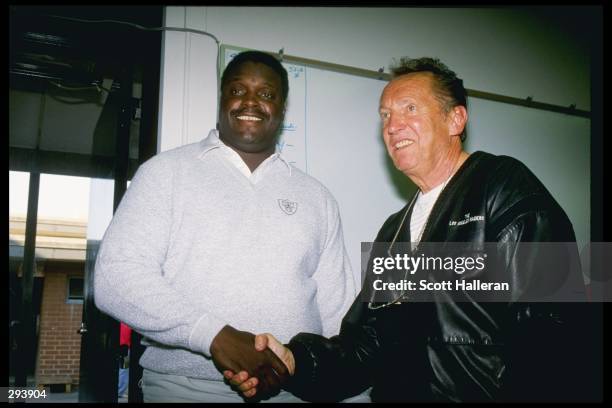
[369,158,460,310]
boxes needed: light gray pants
[141,368,307,403]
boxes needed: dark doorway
[9,266,43,379]
[9,5,162,403]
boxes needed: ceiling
[9,6,163,89]
[9,6,163,175]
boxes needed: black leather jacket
[285,151,599,402]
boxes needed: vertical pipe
[14,172,40,387]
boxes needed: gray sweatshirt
[93,130,356,380]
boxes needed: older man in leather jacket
[225,57,601,402]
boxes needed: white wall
[157,7,218,152]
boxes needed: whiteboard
[221,45,590,286]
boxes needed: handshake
[210,325,294,401]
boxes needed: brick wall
[35,261,84,386]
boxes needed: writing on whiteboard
[286,66,304,79]
[282,123,298,131]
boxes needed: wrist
[210,324,234,356]
[286,340,314,383]
[286,349,296,375]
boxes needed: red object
[120,322,132,347]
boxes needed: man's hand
[210,325,289,397]
[223,333,295,399]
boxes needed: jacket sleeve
[285,294,380,402]
[93,158,227,357]
[491,194,592,401]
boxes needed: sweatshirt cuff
[188,313,227,357]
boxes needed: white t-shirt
[410,181,448,250]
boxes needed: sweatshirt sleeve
[312,192,357,338]
[93,158,227,357]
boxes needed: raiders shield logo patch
[278,199,298,215]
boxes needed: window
[67,277,84,303]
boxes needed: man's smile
[236,115,263,122]
[232,108,266,123]
[393,139,415,150]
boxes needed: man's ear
[449,105,468,137]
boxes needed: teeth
[394,139,414,149]
[237,115,262,121]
